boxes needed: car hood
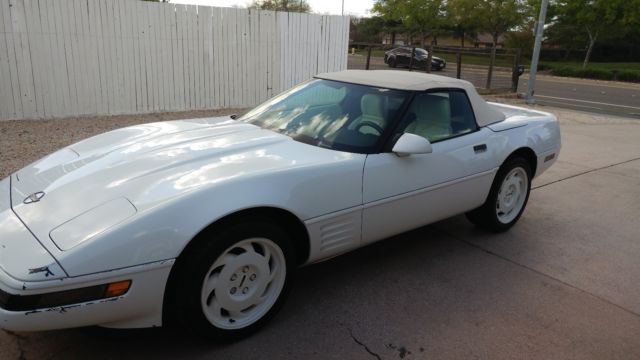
[10,116,346,243]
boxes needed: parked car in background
[384,47,446,71]
[0,70,560,341]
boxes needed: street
[517,76,640,119]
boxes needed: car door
[361,90,499,244]
[396,48,410,66]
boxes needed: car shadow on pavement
[8,217,512,359]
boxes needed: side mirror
[392,133,433,157]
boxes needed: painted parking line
[536,95,640,110]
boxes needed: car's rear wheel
[466,157,531,232]
[167,220,294,341]
[388,57,396,68]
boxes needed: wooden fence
[0,0,349,120]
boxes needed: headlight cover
[50,198,137,251]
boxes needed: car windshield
[240,79,410,153]
[414,48,428,56]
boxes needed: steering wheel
[355,121,384,135]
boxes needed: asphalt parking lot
[1,105,639,359]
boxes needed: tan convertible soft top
[315,70,505,127]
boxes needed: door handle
[473,144,487,153]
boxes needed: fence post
[456,52,462,79]
[426,44,433,73]
[511,49,521,93]
[486,46,496,89]
[409,47,415,71]
[365,46,372,70]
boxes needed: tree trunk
[420,33,425,47]
[391,31,396,45]
[461,31,465,47]
[582,28,598,69]
[492,32,499,48]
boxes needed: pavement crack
[5,330,27,360]
[434,227,640,320]
[533,156,640,190]
[347,328,382,360]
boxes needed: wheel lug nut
[242,287,249,294]
[230,287,237,294]
[230,274,237,281]
[242,266,249,273]
[249,274,256,281]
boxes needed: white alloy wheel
[496,167,528,224]
[200,237,286,330]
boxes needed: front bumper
[0,259,173,331]
[1,176,174,331]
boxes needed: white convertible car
[0,70,560,339]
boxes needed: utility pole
[526,0,549,104]
[342,0,344,16]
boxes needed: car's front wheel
[167,219,294,341]
[466,157,532,232]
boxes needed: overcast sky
[170,0,375,17]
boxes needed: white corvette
[0,70,560,339]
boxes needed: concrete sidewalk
[1,103,639,359]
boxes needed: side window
[449,91,477,135]
[401,90,477,142]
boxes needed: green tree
[474,0,528,47]
[446,0,481,47]
[372,0,406,44]
[403,0,446,46]
[505,0,558,57]
[248,0,311,13]
[373,0,445,47]
[504,23,534,57]
[351,16,386,43]
[551,0,637,67]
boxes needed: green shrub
[579,68,613,80]
[616,70,640,82]
[537,63,553,71]
[537,62,640,82]
[550,66,611,80]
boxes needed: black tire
[165,218,295,341]
[466,157,532,232]
[389,57,396,68]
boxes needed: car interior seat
[350,93,387,135]
[404,94,452,142]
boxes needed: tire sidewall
[483,157,532,232]
[173,220,295,341]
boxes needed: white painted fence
[0,0,349,120]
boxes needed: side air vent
[320,219,355,252]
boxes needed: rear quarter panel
[487,103,561,177]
